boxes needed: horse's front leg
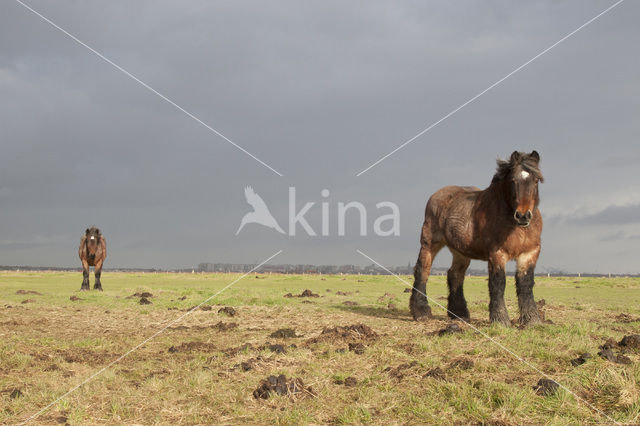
[93,259,104,291]
[488,253,510,326]
[447,251,471,321]
[516,249,541,325]
[80,259,90,291]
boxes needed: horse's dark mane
[491,152,544,185]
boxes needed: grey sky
[1,0,639,273]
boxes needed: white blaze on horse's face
[90,236,95,240]
[520,170,530,180]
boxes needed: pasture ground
[1,271,639,425]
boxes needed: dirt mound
[214,322,238,331]
[240,360,256,372]
[536,299,547,321]
[269,328,299,338]
[169,322,237,332]
[259,343,297,354]
[224,343,254,356]
[598,336,636,363]
[598,347,631,365]
[570,352,591,367]
[253,375,314,399]
[314,324,378,343]
[21,299,35,304]
[1,388,23,399]
[619,334,640,350]
[348,342,366,354]
[343,301,359,306]
[139,297,152,305]
[233,356,267,372]
[533,378,559,396]
[436,323,462,336]
[178,296,187,300]
[184,305,212,311]
[285,289,320,298]
[16,290,42,295]
[307,324,378,353]
[615,314,640,323]
[335,291,352,296]
[58,348,113,364]
[168,341,217,353]
[423,367,446,380]
[384,361,418,380]
[69,296,82,301]
[133,292,153,298]
[218,307,237,317]
[377,293,394,302]
[448,358,474,370]
[404,288,412,293]
[334,376,357,387]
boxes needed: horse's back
[425,185,480,217]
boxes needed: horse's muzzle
[514,210,532,227]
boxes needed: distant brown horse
[79,227,107,291]
[410,151,544,326]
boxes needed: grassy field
[1,271,639,425]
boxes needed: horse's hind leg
[447,251,470,321]
[410,224,442,321]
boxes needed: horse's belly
[440,213,491,259]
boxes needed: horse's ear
[510,151,521,163]
[95,228,100,234]
[85,228,90,234]
[530,150,540,163]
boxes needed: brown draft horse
[410,151,544,326]
[79,227,107,291]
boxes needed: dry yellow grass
[1,272,639,424]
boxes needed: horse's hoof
[490,318,511,327]
[411,306,433,321]
[519,316,542,327]
[450,315,471,323]
[94,287,103,292]
[447,308,470,322]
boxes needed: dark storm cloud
[599,231,640,242]
[576,203,640,225]
[1,0,639,272]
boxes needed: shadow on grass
[333,303,451,323]
[333,303,496,330]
